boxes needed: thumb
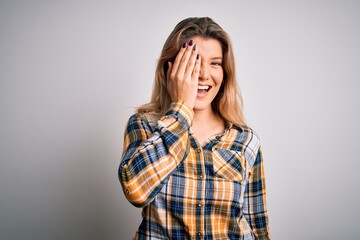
[167,61,173,81]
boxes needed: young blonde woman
[119,17,271,239]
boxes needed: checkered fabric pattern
[119,101,271,239]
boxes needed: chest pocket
[212,148,247,182]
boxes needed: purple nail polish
[182,42,187,48]
[196,54,199,60]
[189,39,194,46]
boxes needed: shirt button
[198,232,202,236]
[197,148,201,153]
[198,203,202,207]
[199,174,204,179]
[125,189,130,194]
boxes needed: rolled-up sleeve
[118,101,194,207]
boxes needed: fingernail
[182,42,187,48]
[193,44,197,51]
[189,39,194,46]
[196,54,199,60]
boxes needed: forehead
[192,36,222,58]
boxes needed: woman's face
[192,36,224,112]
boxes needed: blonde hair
[137,17,247,127]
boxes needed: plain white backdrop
[1,0,359,239]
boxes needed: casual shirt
[119,101,271,239]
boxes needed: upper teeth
[198,85,209,90]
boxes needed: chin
[193,101,212,112]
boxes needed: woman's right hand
[166,39,201,109]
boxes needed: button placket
[196,147,204,179]
[195,146,205,239]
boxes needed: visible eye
[211,61,222,66]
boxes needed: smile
[197,85,212,98]
[197,85,212,92]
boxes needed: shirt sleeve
[118,101,194,208]
[242,146,271,239]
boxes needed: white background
[1,0,359,239]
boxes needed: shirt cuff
[159,101,194,130]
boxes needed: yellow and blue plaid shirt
[119,101,271,239]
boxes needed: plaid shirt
[119,101,271,239]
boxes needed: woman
[119,17,271,239]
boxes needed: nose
[199,62,209,81]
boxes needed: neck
[193,107,216,124]
[191,106,226,144]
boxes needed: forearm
[119,101,193,207]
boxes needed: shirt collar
[224,120,245,133]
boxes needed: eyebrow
[211,57,223,60]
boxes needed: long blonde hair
[137,17,247,127]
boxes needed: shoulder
[231,124,260,149]
[229,124,261,164]
[126,112,160,131]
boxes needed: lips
[197,85,212,97]
[197,85,212,93]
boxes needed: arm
[118,101,193,207]
[119,38,200,208]
[242,146,271,239]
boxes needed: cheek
[213,70,224,86]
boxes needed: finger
[184,43,199,78]
[191,54,201,82]
[177,40,196,76]
[171,42,188,77]
[166,61,174,96]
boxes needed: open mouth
[197,85,212,94]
